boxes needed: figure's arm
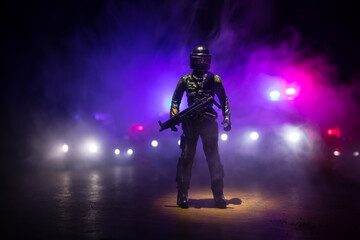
[214,75,231,131]
[170,77,186,118]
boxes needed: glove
[221,117,231,132]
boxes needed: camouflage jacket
[170,71,231,120]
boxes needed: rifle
[158,96,221,136]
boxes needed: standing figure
[170,46,231,208]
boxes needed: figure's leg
[176,132,199,208]
[200,120,226,208]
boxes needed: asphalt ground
[2,154,360,240]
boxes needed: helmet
[190,45,211,70]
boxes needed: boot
[176,181,190,209]
[213,192,226,208]
[211,180,226,208]
[177,190,189,208]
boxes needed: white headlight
[286,132,300,143]
[88,143,98,153]
[151,140,158,147]
[333,151,340,156]
[114,149,120,155]
[249,131,259,141]
[127,149,134,155]
[62,144,69,153]
[221,133,228,141]
[354,152,359,157]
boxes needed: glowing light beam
[151,140,158,147]
[333,151,340,156]
[114,149,120,155]
[88,143,98,153]
[221,133,228,141]
[62,144,69,153]
[136,125,144,131]
[285,88,296,95]
[287,132,300,143]
[269,90,280,101]
[127,149,134,155]
[249,131,259,141]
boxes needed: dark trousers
[176,119,224,194]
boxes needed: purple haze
[37,0,360,137]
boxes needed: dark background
[1,0,360,173]
[1,2,360,239]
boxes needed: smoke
[29,0,360,168]
[238,26,360,132]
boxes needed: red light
[327,128,340,137]
[136,125,144,131]
[335,147,340,151]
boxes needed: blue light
[269,90,280,101]
[73,114,81,121]
[94,113,108,121]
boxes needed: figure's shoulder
[183,72,192,78]
[213,73,223,84]
[180,72,192,82]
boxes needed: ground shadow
[165,198,242,209]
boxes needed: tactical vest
[183,72,216,106]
